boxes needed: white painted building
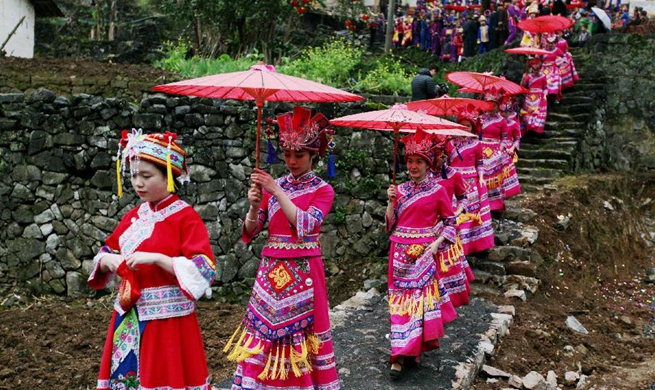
[0,0,62,58]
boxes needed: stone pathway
[215,290,515,390]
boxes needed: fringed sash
[389,243,440,318]
[223,257,319,381]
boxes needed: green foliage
[330,205,348,225]
[154,40,264,77]
[354,55,412,95]
[279,39,363,87]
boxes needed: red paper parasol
[446,71,528,95]
[330,104,471,184]
[406,95,496,116]
[517,15,573,33]
[504,47,551,56]
[153,63,363,168]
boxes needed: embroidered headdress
[498,95,517,113]
[276,106,331,157]
[116,129,188,197]
[545,33,557,43]
[528,57,542,68]
[401,128,439,165]
[456,104,481,133]
[483,86,506,103]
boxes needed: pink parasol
[446,71,528,96]
[153,63,363,168]
[517,15,573,33]
[330,104,472,184]
[406,95,496,117]
[504,47,551,56]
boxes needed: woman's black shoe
[389,361,404,380]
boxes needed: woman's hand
[387,185,397,203]
[125,252,169,270]
[100,254,122,273]
[251,168,280,196]
[479,173,486,187]
[247,182,262,209]
[428,238,444,255]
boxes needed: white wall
[0,0,36,58]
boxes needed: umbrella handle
[255,101,263,169]
[392,128,399,186]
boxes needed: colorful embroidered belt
[113,285,195,321]
[452,166,477,175]
[392,226,437,239]
[265,235,320,251]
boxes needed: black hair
[427,63,438,71]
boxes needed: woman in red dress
[88,129,216,390]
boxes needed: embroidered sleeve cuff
[296,206,324,240]
[172,255,215,301]
[385,212,397,233]
[242,209,266,244]
[87,246,116,290]
[439,218,458,244]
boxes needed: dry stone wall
[0,88,404,296]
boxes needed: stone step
[547,112,575,122]
[568,83,605,91]
[545,121,584,131]
[559,96,594,105]
[521,136,578,145]
[520,141,577,152]
[517,158,570,170]
[518,174,557,185]
[551,103,594,115]
[516,167,564,179]
[520,183,543,193]
[517,148,572,160]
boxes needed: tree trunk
[384,0,397,52]
[108,0,116,41]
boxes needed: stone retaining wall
[0,88,404,296]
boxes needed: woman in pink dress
[430,139,474,308]
[385,129,457,379]
[88,130,216,390]
[224,107,340,390]
[447,107,495,254]
[556,30,579,89]
[499,96,522,199]
[541,34,564,102]
[480,89,511,211]
[521,58,549,134]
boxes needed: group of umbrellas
[153,63,527,184]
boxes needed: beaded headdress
[456,104,481,132]
[276,106,331,158]
[401,128,439,165]
[116,129,188,197]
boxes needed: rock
[546,370,558,388]
[510,225,539,246]
[334,288,380,310]
[189,165,217,182]
[65,271,84,297]
[487,245,533,262]
[505,261,538,277]
[565,371,580,383]
[523,371,547,390]
[619,315,632,326]
[554,214,571,231]
[363,279,383,290]
[566,315,589,334]
[504,274,540,293]
[576,374,587,389]
[497,305,516,316]
[481,365,511,378]
[22,224,43,239]
[58,248,81,270]
[504,289,527,301]
[508,375,523,388]
[504,207,538,223]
